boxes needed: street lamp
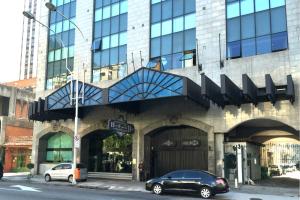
[23,10,80,184]
[45,2,88,185]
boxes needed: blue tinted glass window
[103,0,110,6]
[227,1,240,18]
[111,16,119,34]
[184,13,195,30]
[173,32,183,53]
[271,7,286,33]
[151,4,161,23]
[241,14,255,39]
[152,0,160,4]
[119,32,127,45]
[241,0,254,15]
[110,47,119,65]
[185,0,195,14]
[151,38,161,57]
[50,12,56,24]
[270,0,285,8]
[94,21,102,38]
[69,29,75,45]
[110,34,119,47]
[255,11,270,36]
[173,16,184,32]
[95,8,102,21]
[102,19,111,36]
[161,55,172,70]
[256,35,271,54]
[111,3,120,17]
[184,29,196,51]
[151,23,161,38]
[63,3,70,18]
[101,49,110,66]
[242,38,256,57]
[102,36,110,49]
[119,45,127,63]
[95,0,103,8]
[255,0,269,12]
[120,13,127,31]
[162,0,172,20]
[57,6,63,21]
[227,17,240,42]
[70,1,76,17]
[271,32,288,51]
[120,0,127,14]
[103,6,111,19]
[227,41,241,58]
[172,53,183,69]
[173,0,184,17]
[93,52,101,68]
[161,35,172,55]
[162,20,172,35]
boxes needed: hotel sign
[108,119,134,137]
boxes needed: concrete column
[8,88,17,117]
[132,129,139,180]
[215,133,224,177]
[207,128,215,174]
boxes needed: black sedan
[145,170,229,199]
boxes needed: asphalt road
[0,181,298,200]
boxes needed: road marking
[0,188,22,192]
[10,185,41,192]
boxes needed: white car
[44,163,88,182]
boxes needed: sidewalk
[2,173,299,197]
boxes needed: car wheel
[152,184,163,195]
[68,175,73,183]
[200,186,212,199]
[45,174,51,182]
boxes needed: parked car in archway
[145,170,229,199]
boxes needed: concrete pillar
[215,133,224,177]
[207,128,215,174]
[8,88,17,117]
[132,129,139,180]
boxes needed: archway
[144,125,208,178]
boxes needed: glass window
[227,1,240,18]
[173,31,183,53]
[103,6,111,19]
[120,0,128,14]
[119,32,127,45]
[151,3,161,23]
[102,36,110,49]
[162,0,172,20]
[161,54,172,70]
[96,0,103,8]
[227,17,240,42]
[69,29,75,45]
[50,12,56,24]
[70,1,76,17]
[172,52,183,69]
[93,52,101,69]
[152,0,161,4]
[183,171,200,179]
[161,35,172,55]
[103,0,110,6]
[241,0,254,15]
[56,22,63,33]
[47,62,54,78]
[62,47,68,59]
[241,14,255,39]
[271,7,286,33]
[101,49,110,66]
[102,19,111,36]
[151,23,161,38]
[185,0,195,14]
[119,13,127,31]
[242,38,256,57]
[173,0,183,17]
[161,20,172,35]
[270,0,285,8]
[110,47,119,65]
[110,34,119,47]
[173,16,183,32]
[63,3,70,19]
[63,20,70,31]
[151,37,161,57]
[184,13,195,30]
[111,16,119,34]
[53,61,61,76]
[68,46,74,57]
[271,32,288,51]
[255,0,269,12]
[255,11,270,36]
[57,0,63,6]
[184,29,196,50]
[95,8,102,21]
[227,41,241,58]
[48,51,55,62]
[49,36,56,50]
[119,45,127,63]
[55,49,61,61]
[94,21,102,38]
[256,35,271,54]
[111,3,120,17]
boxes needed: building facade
[19,0,40,80]
[31,0,299,182]
[0,84,35,172]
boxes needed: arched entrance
[80,129,132,175]
[144,126,208,178]
[224,118,300,185]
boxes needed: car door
[162,171,184,190]
[62,164,72,179]
[51,164,64,179]
[182,171,202,191]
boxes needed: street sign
[108,119,134,137]
[74,135,80,148]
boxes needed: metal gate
[148,126,208,177]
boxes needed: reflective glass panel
[173,0,184,17]
[102,36,110,49]
[227,1,240,18]
[270,0,285,8]
[151,23,161,38]
[184,29,196,50]
[271,32,288,51]
[255,11,270,36]
[256,35,271,54]
[185,0,195,14]
[227,41,241,58]
[173,16,184,32]
[255,0,269,12]
[242,38,256,57]
[184,13,195,30]
[161,20,172,35]
[271,7,286,33]
[120,0,128,14]
[151,37,161,57]
[173,32,183,53]
[95,8,102,21]
[241,0,254,15]
[151,3,161,23]
[103,6,111,19]
[241,14,255,39]
[111,34,119,47]
[119,32,127,45]
[162,0,172,20]
[161,34,172,55]
[227,17,240,42]
[111,3,120,17]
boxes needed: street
[0,181,298,200]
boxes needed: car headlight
[146,179,153,184]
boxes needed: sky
[0,1,25,83]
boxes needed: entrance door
[149,126,208,177]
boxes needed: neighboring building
[30,0,299,183]
[0,84,35,172]
[4,78,37,92]
[19,0,40,80]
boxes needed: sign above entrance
[108,119,134,137]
